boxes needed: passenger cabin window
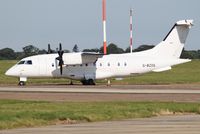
[118,62,120,66]
[108,63,110,66]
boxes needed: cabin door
[38,57,47,76]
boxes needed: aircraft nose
[5,68,16,76]
[5,69,12,76]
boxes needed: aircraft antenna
[130,9,133,53]
[102,0,107,55]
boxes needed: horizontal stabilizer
[176,20,194,27]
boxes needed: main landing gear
[81,79,96,85]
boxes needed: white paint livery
[5,20,193,85]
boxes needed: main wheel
[81,79,95,85]
[18,81,25,86]
[88,79,95,85]
[81,80,88,85]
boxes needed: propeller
[56,43,64,75]
[47,44,53,54]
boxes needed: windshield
[18,61,25,65]
[17,60,32,65]
[25,60,32,65]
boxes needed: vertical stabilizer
[151,20,193,58]
[163,20,193,44]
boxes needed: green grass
[0,60,18,85]
[0,100,200,130]
[0,60,200,85]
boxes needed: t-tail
[149,20,193,59]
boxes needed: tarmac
[0,85,200,102]
[1,87,200,94]
[1,115,200,134]
[0,85,200,133]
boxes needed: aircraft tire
[18,81,25,86]
[81,79,95,85]
[81,80,87,85]
[88,79,95,85]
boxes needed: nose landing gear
[18,77,27,86]
[18,81,25,86]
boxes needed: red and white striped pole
[130,9,133,53]
[102,0,107,55]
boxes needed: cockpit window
[17,60,32,65]
[26,60,32,65]
[18,61,25,65]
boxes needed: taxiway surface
[0,85,200,102]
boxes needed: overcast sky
[0,0,199,51]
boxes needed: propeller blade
[59,43,62,51]
[56,43,64,75]
[48,44,50,50]
[56,57,60,61]
[60,64,63,75]
[61,51,64,56]
[47,44,53,54]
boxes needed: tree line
[0,43,200,60]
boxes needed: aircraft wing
[81,52,104,64]
[63,52,104,65]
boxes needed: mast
[102,0,107,55]
[130,9,133,53]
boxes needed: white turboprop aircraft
[5,19,193,86]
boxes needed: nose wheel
[18,81,25,86]
[18,77,27,86]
